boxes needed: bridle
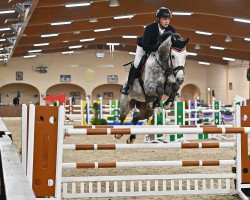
[152,47,186,77]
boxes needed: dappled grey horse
[118,33,189,143]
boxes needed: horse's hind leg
[114,115,126,139]
[127,117,140,144]
[115,94,130,140]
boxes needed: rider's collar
[158,23,165,35]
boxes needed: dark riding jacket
[138,22,176,54]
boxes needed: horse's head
[158,33,189,85]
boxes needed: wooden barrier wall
[0,106,22,117]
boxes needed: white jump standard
[22,104,250,200]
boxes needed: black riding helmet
[156,7,172,19]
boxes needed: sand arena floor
[3,117,241,200]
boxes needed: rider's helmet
[156,7,172,19]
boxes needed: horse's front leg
[163,83,180,109]
[127,117,140,144]
[145,82,164,96]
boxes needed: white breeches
[134,45,145,68]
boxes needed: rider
[120,7,176,95]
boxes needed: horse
[117,32,189,143]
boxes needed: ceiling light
[51,21,72,26]
[89,18,98,23]
[195,44,201,49]
[172,12,193,15]
[129,52,136,55]
[122,35,137,39]
[106,43,120,46]
[109,0,119,7]
[234,18,250,24]
[73,31,81,34]
[0,58,7,62]
[114,15,134,19]
[24,54,37,58]
[210,46,225,50]
[69,45,82,49]
[34,43,49,46]
[0,53,9,56]
[222,57,235,61]
[5,18,20,23]
[80,38,95,42]
[0,39,6,42]
[28,49,42,53]
[225,35,232,42]
[0,10,15,14]
[41,33,59,38]
[244,38,250,41]
[187,52,197,56]
[199,61,210,65]
[0,27,11,31]
[94,28,112,32]
[195,31,213,36]
[65,2,91,7]
[0,48,4,50]
[62,51,74,54]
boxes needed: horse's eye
[171,55,175,59]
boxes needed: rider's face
[159,17,170,28]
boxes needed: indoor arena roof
[0,0,249,66]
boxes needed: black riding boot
[120,64,138,95]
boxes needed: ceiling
[0,0,249,66]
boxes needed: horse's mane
[157,32,186,50]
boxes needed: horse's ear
[183,37,189,47]
[171,36,177,45]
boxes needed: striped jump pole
[66,124,233,129]
[65,127,250,135]
[63,142,236,151]
[62,160,236,169]
[64,124,234,137]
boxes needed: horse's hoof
[163,103,170,110]
[115,134,123,139]
[163,102,174,110]
[127,135,136,144]
[126,138,135,144]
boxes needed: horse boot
[120,63,137,95]
[163,95,175,109]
